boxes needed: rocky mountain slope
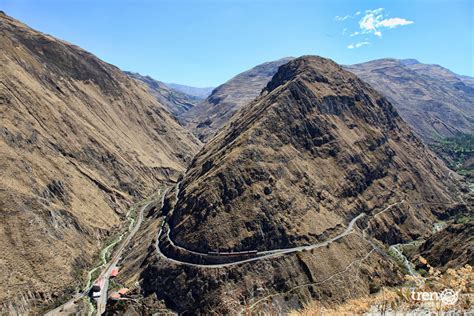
[418,221,473,269]
[0,12,200,313]
[125,72,202,117]
[165,83,214,99]
[129,56,462,313]
[345,59,474,141]
[181,57,293,141]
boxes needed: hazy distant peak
[399,58,420,65]
[165,83,214,99]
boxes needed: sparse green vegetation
[454,212,474,224]
[429,133,474,173]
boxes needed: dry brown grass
[292,260,474,315]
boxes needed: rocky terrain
[0,12,200,313]
[113,56,463,314]
[418,221,473,269]
[125,72,202,117]
[181,57,294,141]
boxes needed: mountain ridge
[181,57,294,141]
[165,82,214,99]
[125,71,202,117]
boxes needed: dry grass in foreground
[291,260,473,315]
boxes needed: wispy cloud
[334,15,351,21]
[358,8,414,37]
[347,41,371,49]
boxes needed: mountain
[0,12,200,313]
[165,83,214,99]
[181,57,294,141]
[180,57,474,147]
[125,72,201,117]
[345,58,474,141]
[125,56,462,313]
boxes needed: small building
[109,292,121,300]
[118,288,129,296]
[110,268,119,278]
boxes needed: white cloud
[356,8,414,37]
[336,7,413,47]
[347,41,371,49]
[377,17,414,28]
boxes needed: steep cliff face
[346,58,474,141]
[134,56,462,314]
[0,12,200,312]
[181,57,294,141]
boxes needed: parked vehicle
[92,278,105,293]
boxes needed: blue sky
[2,0,473,87]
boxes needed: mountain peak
[265,55,344,92]
[181,57,295,141]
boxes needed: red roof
[118,288,129,295]
[110,292,120,300]
[111,268,119,277]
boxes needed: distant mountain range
[125,71,202,117]
[162,57,473,145]
[346,58,474,142]
[165,82,214,99]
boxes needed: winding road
[155,184,404,268]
